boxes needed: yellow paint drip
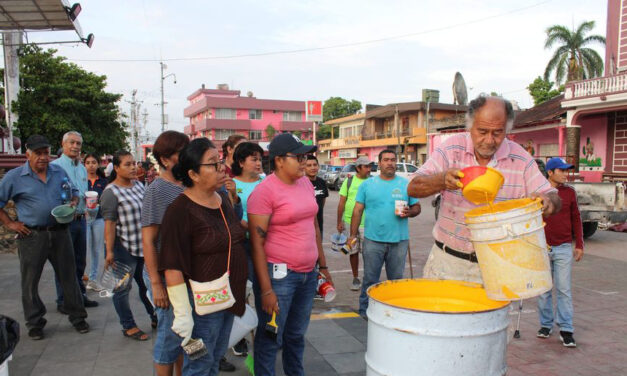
[465,198,540,217]
[486,238,547,271]
[368,279,508,313]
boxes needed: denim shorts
[143,266,183,364]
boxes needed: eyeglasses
[283,154,307,162]
[199,161,225,170]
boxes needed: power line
[68,0,552,63]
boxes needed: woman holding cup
[84,154,108,292]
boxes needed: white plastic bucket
[228,304,258,348]
[0,355,11,376]
[465,198,552,301]
[366,279,510,376]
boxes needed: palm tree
[544,20,606,84]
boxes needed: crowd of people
[0,95,585,376]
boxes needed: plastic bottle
[61,177,72,203]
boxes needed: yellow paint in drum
[367,279,508,312]
[465,198,553,301]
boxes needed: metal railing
[564,73,627,100]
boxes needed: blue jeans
[537,242,575,333]
[86,218,105,281]
[111,240,155,330]
[55,217,87,304]
[253,263,317,376]
[359,238,408,316]
[184,289,234,376]
[143,267,184,364]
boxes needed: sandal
[122,328,150,341]
[151,315,158,329]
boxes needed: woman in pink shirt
[248,134,333,376]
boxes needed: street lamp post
[160,62,176,133]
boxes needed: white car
[372,162,419,179]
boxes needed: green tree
[527,76,564,105]
[315,123,338,140]
[13,45,128,155]
[544,20,605,84]
[265,124,276,140]
[323,97,361,122]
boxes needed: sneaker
[219,357,236,372]
[74,320,90,334]
[537,327,552,338]
[28,328,44,340]
[86,280,104,292]
[560,331,577,347]
[350,277,361,291]
[232,338,248,356]
[83,296,99,308]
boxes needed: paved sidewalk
[2,192,627,375]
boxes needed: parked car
[372,162,419,179]
[324,166,343,189]
[326,164,354,190]
[317,164,332,179]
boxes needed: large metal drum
[366,279,510,376]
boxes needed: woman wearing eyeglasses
[247,134,334,376]
[160,138,247,376]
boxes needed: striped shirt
[416,132,555,253]
[141,178,184,253]
[101,181,145,257]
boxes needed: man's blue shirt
[51,154,88,213]
[355,175,418,243]
[0,162,78,227]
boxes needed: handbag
[188,204,235,315]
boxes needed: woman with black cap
[247,133,333,376]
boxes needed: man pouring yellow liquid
[408,95,560,283]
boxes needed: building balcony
[278,121,314,131]
[360,127,426,147]
[319,136,361,151]
[191,119,252,132]
[563,72,627,107]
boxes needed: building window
[283,111,302,121]
[249,110,262,120]
[249,130,262,140]
[215,129,235,140]
[215,108,236,119]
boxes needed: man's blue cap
[546,157,573,171]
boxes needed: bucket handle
[504,224,546,251]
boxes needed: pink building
[183,84,314,150]
[509,0,627,182]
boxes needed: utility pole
[160,61,176,133]
[2,32,22,154]
[395,105,401,156]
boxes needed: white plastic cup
[85,191,99,209]
[395,200,408,216]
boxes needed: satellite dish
[452,72,468,106]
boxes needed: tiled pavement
[2,192,627,375]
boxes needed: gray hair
[465,94,515,133]
[62,131,83,143]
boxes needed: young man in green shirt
[336,156,372,291]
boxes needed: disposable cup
[395,200,408,216]
[318,281,336,302]
[85,191,99,209]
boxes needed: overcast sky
[10,0,607,138]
